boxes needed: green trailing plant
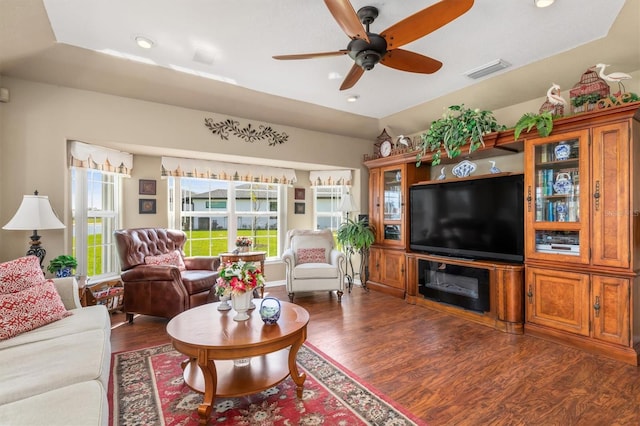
[47,255,78,274]
[416,104,505,166]
[513,111,554,140]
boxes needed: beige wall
[2,72,638,275]
[0,77,371,268]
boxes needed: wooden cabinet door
[591,122,631,269]
[524,130,590,265]
[378,165,406,248]
[526,267,589,336]
[591,275,630,346]
[368,247,382,284]
[368,169,382,243]
[380,249,406,291]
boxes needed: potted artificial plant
[416,104,505,166]
[47,255,78,278]
[336,218,376,285]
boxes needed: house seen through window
[168,177,283,258]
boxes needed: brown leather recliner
[114,228,220,323]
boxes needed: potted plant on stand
[47,254,78,278]
[336,218,375,291]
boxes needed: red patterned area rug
[109,342,426,425]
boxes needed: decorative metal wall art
[204,118,288,146]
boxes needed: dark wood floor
[110,285,640,425]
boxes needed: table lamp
[3,191,66,267]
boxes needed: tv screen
[409,174,524,263]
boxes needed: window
[72,168,122,280]
[168,177,284,259]
[314,186,345,231]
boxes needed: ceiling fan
[273,0,474,91]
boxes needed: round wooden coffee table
[166,299,309,425]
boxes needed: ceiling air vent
[464,59,510,80]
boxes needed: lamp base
[26,231,45,267]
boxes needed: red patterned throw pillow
[296,248,327,264]
[0,279,72,340]
[0,255,44,294]
[144,250,186,271]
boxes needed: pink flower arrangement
[235,236,253,247]
[215,260,264,297]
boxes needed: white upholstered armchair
[282,229,346,303]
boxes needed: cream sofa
[0,277,111,426]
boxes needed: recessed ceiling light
[328,72,342,80]
[346,95,359,103]
[534,0,555,7]
[135,36,155,49]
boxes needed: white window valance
[309,170,352,186]
[69,141,133,176]
[161,157,297,185]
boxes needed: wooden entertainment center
[364,103,640,365]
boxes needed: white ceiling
[0,0,638,142]
[41,0,625,119]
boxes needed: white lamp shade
[339,193,358,213]
[3,195,66,230]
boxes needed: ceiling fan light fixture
[464,59,511,80]
[135,35,155,49]
[534,0,555,7]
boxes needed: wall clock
[374,129,393,158]
[380,140,392,157]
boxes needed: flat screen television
[409,174,524,263]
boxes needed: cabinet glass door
[382,167,403,244]
[526,130,589,264]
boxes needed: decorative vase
[233,358,251,367]
[231,291,252,321]
[217,294,231,311]
[259,297,281,325]
[55,267,73,278]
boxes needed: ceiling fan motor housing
[347,33,387,70]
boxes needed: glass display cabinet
[524,129,590,264]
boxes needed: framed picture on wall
[139,199,157,214]
[294,202,305,214]
[294,188,305,200]
[139,179,157,195]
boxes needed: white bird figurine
[489,161,501,174]
[546,83,567,106]
[397,135,410,147]
[593,63,632,94]
[436,167,446,180]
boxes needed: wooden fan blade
[273,50,348,60]
[324,0,369,42]
[380,49,442,74]
[339,64,365,90]
[380,0,474,49]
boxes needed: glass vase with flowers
[235,236,253,253]
[215,260,265,321]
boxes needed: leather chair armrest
[184,256,219,271]
[121,265,181,281]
